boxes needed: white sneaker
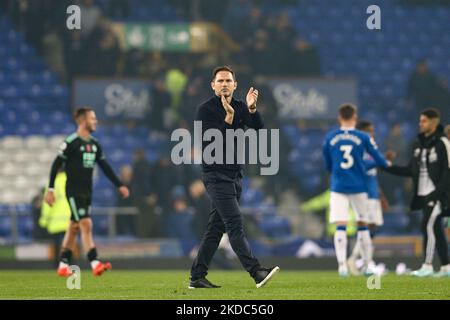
[375,263,388,276]
[396,263,411,275]
[338,265,349,277]
[347,257,361,276]
[362,261,377,277]
[410,264,434,277]
[433,265,450,278]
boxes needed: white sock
[350,239,360,259]
[334,229,348,268]
[422,263,433,270]
[369,243,375,264]
[91,260,100,270]
[58,261,68,269]
[357,229,373,267]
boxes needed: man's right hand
[119,186,130,199]
[221,95,234,125]
[385,150,397,162]
[45,190,56,207]
[221,95,234,115]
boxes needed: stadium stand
[1,0,449,242]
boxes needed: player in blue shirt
[347,121,389,276]
[323,104,390,276]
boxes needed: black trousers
[421,200,449,266]
[190,170,260,280]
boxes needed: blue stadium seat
[378,213,410,235]
[18,215,33,237]
[242,188,264,206]
[259,216,291,239]
[0,216,12,237]
[92,215,108,236]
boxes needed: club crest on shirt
[86,144,92,152]
[58,142,67,155]
[414,148,420,157]
[429,147,437,163]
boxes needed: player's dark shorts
[66,193,92,222]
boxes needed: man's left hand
[119,186,130,199]
[246,87,258,113]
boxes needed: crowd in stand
[2,0,449,239]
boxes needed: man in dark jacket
[385,108,450,277]
[188,66,279,289]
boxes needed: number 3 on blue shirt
[340,145,354,169]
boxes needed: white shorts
[367,198,383,226]
[329,192,368,223]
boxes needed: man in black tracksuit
[385,108,450,277]
[189,66,279,289]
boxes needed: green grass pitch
[0,270,449,300]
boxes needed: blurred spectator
[407,59,447,114]
[64,30,85,82]
[84,20,120,76]
[148,52,169,78]
[39,171,71,267]
[164,68,189,128]
[169,0,230,22]
[181,76,206,129]
[222,0,253,40]
[248,30,274,76]
[108,0,130,20]
[116,165,135,235]
[96,23,121,75]
[290,37,321,76]
[167,0,192,20]
[197,0,230,23]
[23,0,46,52]
[383,124,412,206]
[79,0,102,39]
[166,185,195,239]
[31,187,49,240]
[385,123,409,164]
[131,149,159,238]
[234,6,264,49]
[268,11,297,74]
[188,179,210,240]
[150,79,171,132]
[42,22,67,83]
[130,150,152,202]
[153,156,178,226]
[124,49,147,76]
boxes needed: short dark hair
[73,107,94,122]
[338,103,357,120]
[356,120,373,131]
[421,108,440,120]
[212,66,236,81]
